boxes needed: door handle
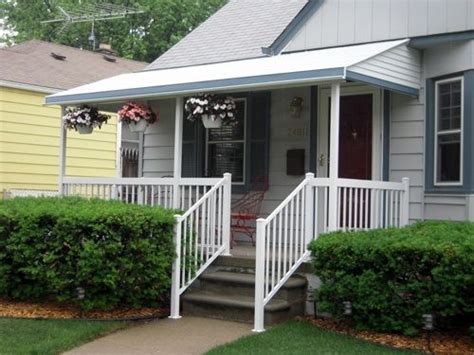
[318,154,326,167]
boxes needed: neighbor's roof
[0,40,147,92]
[146,0,309,70]
[46,39,420,106]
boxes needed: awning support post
[328,82,341,232]
[58,106,67,196]
[173,97,184,209]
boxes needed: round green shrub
[0,197,176,311]
[309,221,474,336]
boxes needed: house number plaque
[287,127,307,137]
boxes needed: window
[435,78,463,185]
[206,99,246,183]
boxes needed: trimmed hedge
[0,197,176,311]
[309,222,474,336]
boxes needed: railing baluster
[182,218,187,286]
[283,205,288,276]
[295,191,300,262]
[265,224,270,297]
[336,187,341,230]
[323,187,328,233]
[277,212,282,284]
[355,188,359,230]
[289,199,294,268]
[271,218,276,289]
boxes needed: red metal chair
[231,178,268,247]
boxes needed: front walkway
[66,317,252,355]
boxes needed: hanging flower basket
[77,125,93,134]
[185,94,237,129]
[63,105,110,134]
[201,114,222,129]
[118,101,158,133]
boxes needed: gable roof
[0,40,147,92]
[146,0,309,71]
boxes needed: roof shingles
[146,0,308,70]
[0,40,147,90]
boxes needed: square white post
[169,214,183,319]
[173,97,184,209]
[400,177,410,226]
[222,173,232,255]
[328,82,341,232]
[58,106,67,196]
[304,172,315,246]
[253,218,266,332]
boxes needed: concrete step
[214,255,314,273]
[199,270,307,299]
[182,291,304,325]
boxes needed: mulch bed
[0,299,167,321]
[300,316,473,354]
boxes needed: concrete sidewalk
[66,317,252,355]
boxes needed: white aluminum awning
[45,39,420,106]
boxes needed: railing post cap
[305,172,315,178]
[402,177,410,184]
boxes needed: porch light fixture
[289,96,304,118]
[343,301,352,316]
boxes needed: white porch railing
[61,176,225,211]
[170,173,232,318]
[61,174,232,320]
[253,174,410,332]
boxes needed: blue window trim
[425,70,474,194]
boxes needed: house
[44,0,474,331]
[0,40,146,197]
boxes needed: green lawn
[207,321,417,355]
[0,318,126,355]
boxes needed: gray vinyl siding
[424,194,470,220]
[142,99,175,177]
[424,40,474,78]
[389,92,425,222]
[261,87,311,215]
[285,0,474,53]
[349,45,422,90]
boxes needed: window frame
[205,98,247,185]
[434,76,464,187]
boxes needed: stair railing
[169,173,232,319]
[253,174,410,331]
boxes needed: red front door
[338,94,373,180]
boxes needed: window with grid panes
[206,99,246,183]
[435,78,463,184]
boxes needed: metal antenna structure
[40,2,144,50]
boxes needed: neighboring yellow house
[0,40,146,196]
